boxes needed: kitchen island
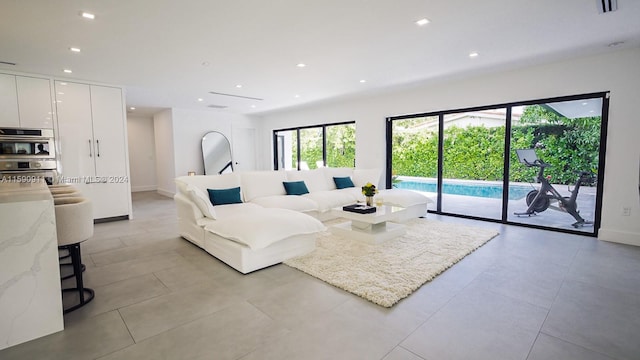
[0,181,63,350]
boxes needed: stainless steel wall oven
[0,127,57,184]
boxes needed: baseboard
[598,228,640,247]
[131,185,157,192]
[156,188,175,198]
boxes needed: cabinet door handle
[89,139,93,157]
[96,139,100,157]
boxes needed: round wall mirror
[202,131,233,175]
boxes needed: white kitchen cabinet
[0,73,20,127]
[55,81,131,220]
[0,73,53,128]
[16,76,54,128]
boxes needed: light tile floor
[2,191,640,360]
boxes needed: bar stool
[55,196,95,313]
[50,186,84,278]
[50,186,82,198]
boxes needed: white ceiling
[1,0,639,116]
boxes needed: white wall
[153,109,175,197]
[255,47,640,246]
[154,108,257,195]
[127,115,157,192]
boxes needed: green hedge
[392,120,600,185]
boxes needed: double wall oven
[0,127,57,184]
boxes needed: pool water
[396,180,530,200]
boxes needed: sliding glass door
[507,99,603,233]
[441,108,506,219]
[387,92,608,236]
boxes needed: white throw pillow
[186,184,217,219]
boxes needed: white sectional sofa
[174,167,431,273]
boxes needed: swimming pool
[395,179,531,200]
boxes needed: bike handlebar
[523,158,551,168]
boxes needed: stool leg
[71,244,84,303]
[61,243,94,314]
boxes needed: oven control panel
[1,160,56,170]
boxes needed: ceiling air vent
[207,104,228,109]
[597,0,617,13]
[208,91,263,101]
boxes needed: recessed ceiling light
[416,18,430,26]
[250,105,256,108]
[359,79,367,83]
[69,47,81,53]
[197,98,203,102]
[63,69,72,73]
[59,82,67,86]
[57,92,64,95]
[81,12,95,20]
[294,94,301,98]
[296,63,306,68]
[236,84,242,88]
[469,52,479,58]
[582,102,588,106]
[129,107,136,110]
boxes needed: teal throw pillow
[333,176,355,189]
[283,181,309,195]
[207,187,242,206]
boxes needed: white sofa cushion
[176,174,243,219]
[285,168,330,193]
[176,173,241,195]
[353,168,382,188]
[303,189,359,212]
[241,171,287,202]
[213,202,263,219]
[379,189,432,207]
[203,209,326,250]
[323,167,354,190]
[250,195,318,212]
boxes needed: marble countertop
[0,181,52,204]
[0,179,63,350]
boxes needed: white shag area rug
[284,218,499,307]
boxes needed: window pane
[391,116,439,199]
[274,130,297,170]
[299,127,323,170]
[326,123,356,168]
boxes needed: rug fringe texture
[284,218,499,307]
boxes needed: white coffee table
[330,205,406,244]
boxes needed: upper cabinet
[0,73,53,128]
[0,73,20,127]
[16,76,54,128]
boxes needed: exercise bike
[513,149,595,228]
